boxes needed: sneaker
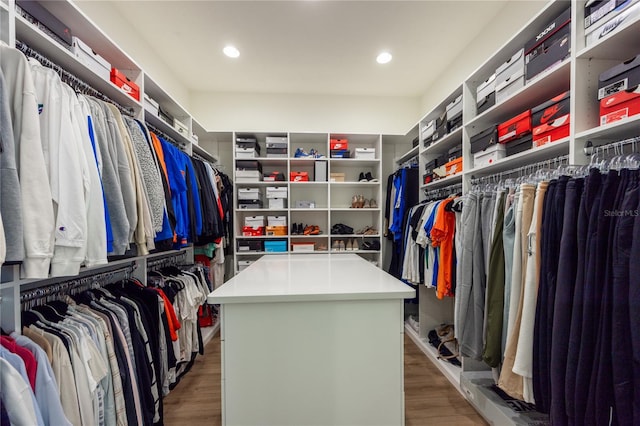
[359,172,367,182]
[370,199,378,208]
[365,172,378,182]
[338,240,346,251]
[294,148,310,158]
[332,240,340,251]
[346,239,353,251]
[364,199,371,208]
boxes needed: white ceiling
[108,1,511,98]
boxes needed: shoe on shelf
[365,172,378,182]
[351,195,358,208]
[352,239,360,251]
[291,223,297,235]
[317,244,328,251]
[294,148,310,158]
[364,199,371,208]
[370,199,378,208]
[359,172,367,182]
[358,195,365,208]
[355,226,370,235]
[332,240,340,251]
[304,224,313,235]
[338,240,346,251]
[346,239,353,251]
[363,227,378,236]
[310,225,321,235]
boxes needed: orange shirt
[430,197,457,299]
[154,288,181,341]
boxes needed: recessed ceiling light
[223,45,240,58]
[376,52,392,64]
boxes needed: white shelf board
[466,137,570,177]
[460,371,549,426]
[237,235,290,239]
[145,110,191,146]
[395,145,419,165]
[289,181,329,186]
[404,324,462,393]
[421,127,463,157]
[331,208,381,212]
[329,158,380,167]
[329,181,380,187]
[1,1,8,12]
[238,157,288,165]
[236,251,289,256]
[289,208,329,212]
[143,73,190,118]
[465,60,571,132]
[290,234,328,239]
[15,15,142,110]
[574,115,640,143]
[577,10,640,60]
[236,208,288,213]
[235,182,288,187]
[420,173,463,191]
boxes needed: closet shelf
[145,110,191,146]
[466,137,570,178]
[237,208,288,213]
[465,60,570,132]
[420,173,463,191]
[236,235,291,240]
[574,115,640,144]
[239,157,288,165]
[329,234,381,238]
[289,235,329,239]
[192,143,219,163]
[289,158,328,167]
[576,12,640,60]
[329,181,380,187]
[15,14,142,110]
[421,127,463,157]
[289,181,329,186]
[235,182,288,187]
[331,208,381,212]
[395,145,419,165]
[289,207,329,212]
[329,158,380,166]
[0,1,8,12]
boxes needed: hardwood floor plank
[162,331,487,425]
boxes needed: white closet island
[207,254,415,426]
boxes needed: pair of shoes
[355,226,379,235]
[345,238,359,251]
[291,223,307,235]
[308,149,326,159]
[332,240,347,251]
[361,240,381,251]
[303,225,321,235]
[350,195,377,209]
[294,148,310,158]
[331,223,354,235]
[316,244,328,251]
[358,172,379,182]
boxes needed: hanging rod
[15,40,135,118]
[146,250,188,271]
[423,182,462,200]
[587,136,640,157]
[20,263,136,305]
[471,154,570,186]
[145,122,186,151]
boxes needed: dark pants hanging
[549,177,584,425]
[629,172,640,426]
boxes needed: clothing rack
[19,263,136,307]
[398,155,419,170]
[589,136,640,157]
[471,154,570,186]
[424,182,462,201]
[145,122,186,150]
[15,40,135,118]
[146,250,189,272]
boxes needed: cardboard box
[432,111,448,142]
[314,160,327,182]
[235,170,262,182]
[598,54,640,100]
[446,94,463,125]
[495,48,525,104]
[295,200,316,208]
[524,6,570,62]
[448,145,462,162]
[264,240,287,253]
[238,187,261,200]
[525,25,571,82]
[474,144,506,168]
[266,148,287,158]
[265,225,288,236]
[266,187,288,199]
[290,171,309,182]
[242,226,264,237]
[585,0,630,28]
[586,0,640,46]
[144,94,159,116]
[532,91,571,146]
[291,242,315,252]
[498,110,532,144]
[421,119,436,143]
[445,157,463,176]
[505,133,533,156]
[354,147,376,159]
[600,84,640,125]
[268,198,286,209]
[174,119,189,137]
[470,126,498,154]
[476,73,496,114]
[238,199,263,209]
[263,171,286,182]
[268,216,287,226]
[330,173,345,182]
[477,92,496,115]
[266,136,288,145]
[236,160,262,171]
[330,138,348,150]
[110,68,140,101]
[235,147,257,158]
[330,150,351,158]
[17,0,73,46]
[72,37,110,82]
[244,216,265,228]
[238,240,264,252]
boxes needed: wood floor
[163,331,487,426]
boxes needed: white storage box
[266,136,288,145]
[446,94,463,119]
[586,1,640,47]
[473,144,506,168]
[236,147,257,158]
[71,36,110,82]
[238,188,260,200]
[244,216,265,228]
[295,200,315,208]
[476,73,496,99]
[238,260,254,272]
[266,186,288,199]
[174,119,189,137]
[143,94,159,117]
[269,198,286,209]
[235,170,261,182]
[268,215,287,226]
[495,48,525,104]
[291,242,315,252]
[354,147,376,159]
[191,133,199,144]
[421,120,436,141]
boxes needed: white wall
[419,0,549,115]
[75,0,190,108]
[189,91,421,135]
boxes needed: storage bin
[354,147,376,159]
[291,242,315,252]
[266,187,288,199]
[495,48,525,103]
[532,91,571,147]
[330,173,345,182]
[264,240,287,253]
[72,36,110,82]
[268,216,287,226]
[110,67,140,101]
[238,188,260,200]
[600,84,640,125]
[498,110,532,144]
[268,198,286,209]
[470,126,498,154]
[244,216,265,228]
[290,171,309,182]
[473,144,506,168]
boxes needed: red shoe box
[600,85,640,125]
[498,110,532,144]
[289,171,309,182]
[242,226,264,236]
[110,68,140,101]
[330,138,348,150]
[532,91,570,147]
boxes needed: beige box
[330,173,346,182]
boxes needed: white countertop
[207,254,415,304]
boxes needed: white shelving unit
[232,132,382,273]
